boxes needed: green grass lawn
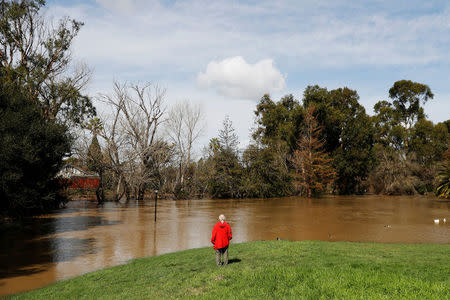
[9,241,450,299]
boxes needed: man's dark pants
[215,246,228,266]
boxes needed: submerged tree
[435,148,450,199]
[98,81,166,201]
[291,106,335,197]
[241,143,292,198]
[0,1,94,217]
[302,86,374,194]
[165,100,204,198]
[86,119,105,204]
[206,116,243,198]
[368,145,420,195]
[371,80,445,194]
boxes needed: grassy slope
[10,241,450,299]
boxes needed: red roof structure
[58,165,100,189]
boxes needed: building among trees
[58,165,100,190]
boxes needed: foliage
[253,94,303,153]
[388,80,433,129]
[435,148,450,198]
[207,149,242,198]
[291,106,335,197]
[68,79,446,200]
[87,135,103,174]
[0,0,95,124]
[409,120,449,193]
[218,115,239,151]
[205,117,243,198]
[241,144,292,198]
[368,145,420,195]
[15,241,450,299]
[0,82,71,218]
[87,134,104,204]
[410,119,448,166]
[302,86,375,194]
[372,80,446,194]
[435,163,450,199]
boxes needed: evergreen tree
[207,117,242,198]
[0,82,71,218]
[218,115,239,151]
[87,132,105,204]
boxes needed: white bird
[434,219,439,224]
[443,218,447,223]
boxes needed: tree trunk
[96,169,105,205]
[113,174,122,202]
[137,184,146,200]
[124,181,131,202]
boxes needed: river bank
[9,240,450,299]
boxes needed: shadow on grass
[228,258,241,264]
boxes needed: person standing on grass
[211,214,232,266]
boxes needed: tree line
[78,79,448,203]
[1,1,449,219]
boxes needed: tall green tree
[0,0,95,124]
[388,80,433,130]
[371,80,444,194]
[87,125,105,204]
[302,86,375,194]
[250,94,303,196]
[253,94,304,154]
[0,81,71,218]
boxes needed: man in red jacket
[211,214,232,266]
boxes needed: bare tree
[165,101,204,194]
[98,81,166,201]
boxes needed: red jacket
[211,221,232,250]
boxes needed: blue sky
[46,0,450,150]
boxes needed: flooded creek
[1,195,448,296]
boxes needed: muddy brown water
[1,195,449,296]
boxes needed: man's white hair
[218,214,226,222]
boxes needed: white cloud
[197,56,286,99]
